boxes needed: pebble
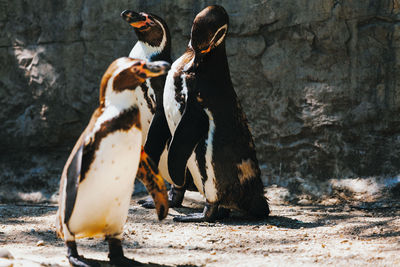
[36,240,45,246]
[185,246,199,250]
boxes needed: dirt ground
[1,188,399,267]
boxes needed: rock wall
[1,0,400,202]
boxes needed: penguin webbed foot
[109,256,137,267]
[68,255,100,267]
[66,241,100,267]
[137,196,156,209]
[173,203,230,222]
[138,186,186,209]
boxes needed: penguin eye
[138,72,147,79]
[147,19,156,27]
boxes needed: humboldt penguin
[56,57,170,266]
[120,9,171,144]
[121,10,197,208]
[164,5,270,222]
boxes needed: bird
[163,5,270,222]
[56,57,170,266]
[120,9,171,143]
[121,10,197,208]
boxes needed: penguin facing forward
[164,5,270,222]
[56,57,170,266]
[121,10,197,208]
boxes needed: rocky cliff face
[1,0,400,202]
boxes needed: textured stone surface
[1,0,400,202]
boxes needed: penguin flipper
[167,101,209,187]
[144,108,171,164]
[64,144,83,225]
[137,149,169,220]
[58,108,102,236]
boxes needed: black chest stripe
[80,107,140,183]
[173,72,186,114]
[140,83,156,114]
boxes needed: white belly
[68,128,142,239]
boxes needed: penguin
[121,10,197,208]
[56,57,170,266]
[164,5,270,222]
[120,9,171,143]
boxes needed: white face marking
[203,109,218,202]
[106,59,139,110]
[128,20,167,60]
[68,128,142,238]
[211,24,228,48]
[85,59,141,144]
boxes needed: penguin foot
[66,241,100,267]
[173,203,230,222]
[68,255,100,267]
[137,196,156,209]
[109,256,137,267]
[173,212,210,222]
[138,186,185,209]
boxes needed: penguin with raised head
[56,57,170,266]
[164,5,270,222]
[121,10,197,208]
[120,9,171,143]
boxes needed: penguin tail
[247,195,270,219]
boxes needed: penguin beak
[137,149,169,220]
[121,10,155,29]
[141,61,171,77]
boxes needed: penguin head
[121,10,170,51]
[99,57,170,106]
[190,5,229,56]
[113,59,170,89]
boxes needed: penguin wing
[144,107,171,164]
[64,143,83,224]
[62,108,102,224]
[167,94,209,187]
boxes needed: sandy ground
[0,189,399,267]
